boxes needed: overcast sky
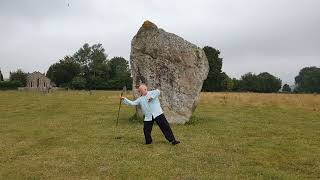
[0,0,319,85]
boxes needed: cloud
[0,0,319,84]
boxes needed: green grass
[0,90,319,179]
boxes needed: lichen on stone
[142,20,157,30]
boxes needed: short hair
[136,83,147,89]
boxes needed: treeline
[0,69,26,90]
[202,46,281,93]
[46,43,132,90]
[0,43,132,90]
[231,72,281,93]
[201,46,320,93]
[1,43,319,93]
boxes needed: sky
[0,0,319,85]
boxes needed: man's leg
[154,114,177,143]
[143,120,154,144]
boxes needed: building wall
[26,72,52,90]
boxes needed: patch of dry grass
[201,92,320,111]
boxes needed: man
[120,84,180,145]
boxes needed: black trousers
[143,113,176,144]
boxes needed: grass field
[0,90,319,179]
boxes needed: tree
[231,78,241,91]
[47,43,133,90]
[202,46,224,91]
[109,57,130,78]
[71,76,87,89]
[239,72,258,92]
[294,66,320,93]
[282,84,291,92]
[108,57,132,89]
[237,72,281,93]
[0,69,4,81]
[255,72,282,93]
[46,56,81,87]
[220,73,233,91]
[9,69,27,86]
[73,43,109,89]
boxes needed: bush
[238,72,281,93]
[282,84,291,93]
[0,81,22,90]
[9,69,27,86]
[71,76,87,89]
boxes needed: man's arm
[149,89,160,99]
[122,97,140,106]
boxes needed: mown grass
[0,90,319,179]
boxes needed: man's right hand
[120,96,125,100]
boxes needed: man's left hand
[147,96,153,102]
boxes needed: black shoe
[171,140,180,145]
[145,142,152,145]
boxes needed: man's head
[137,84,148,96]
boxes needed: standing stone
[130,20,209,124]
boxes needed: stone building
[25,71,54,90]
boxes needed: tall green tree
[202,46,224,91]
[46,56,81,87]
[294,66,320,93]
[73,43,109,89]
[109,57,130,78]
[9,69,27,86]
[108,57,132,89]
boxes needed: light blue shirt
[122,89,163,121]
